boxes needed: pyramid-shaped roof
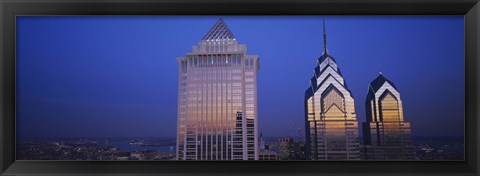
[317,53,337,66]
[369,74,398,93]
[202,18,236,41]
[365,73,399,113]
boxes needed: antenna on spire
[323,18,328,55]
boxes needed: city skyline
[16,16,464,139]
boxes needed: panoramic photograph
[16,16,464,160]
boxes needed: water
[99,140,176,153]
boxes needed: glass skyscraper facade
[176,19,259,160]
[362,74,414,160]
[304,21,360,160]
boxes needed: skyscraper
[176,19,260,160]
[362,73,414,160]
[304,20,360,160]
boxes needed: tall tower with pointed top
[176,19,259,160]
[362,74,414,160]
[304,20,360,160]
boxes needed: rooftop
[202,18,236,41]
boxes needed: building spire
[323,18,328,55]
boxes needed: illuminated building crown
[202,18,236,41]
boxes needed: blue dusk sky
[16,16,464,138]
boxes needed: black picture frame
[1,0,479,175]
